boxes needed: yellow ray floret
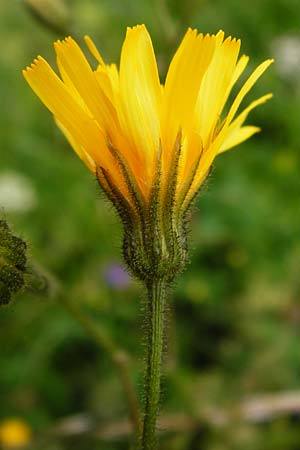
[23,24,273,205]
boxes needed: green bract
[97,133,190,283]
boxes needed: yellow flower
[23,25,272,207]
[0,418,32,448]
[23,25,273,281]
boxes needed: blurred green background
[1,0,300,449]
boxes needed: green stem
[140,278,168,450]
[60,295,141,435]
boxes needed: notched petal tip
[224,35,233,43]
[187,27,198,35]
[126,24,147,35]
[203,32,216,43]
[54,40,62,49]
[23,55,46,76]
[54,36,75,52]
[216,29,225,38]
[22,68,30,77]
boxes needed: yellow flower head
[23,25,273,281]
[0,418,32,448]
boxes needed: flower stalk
[141,278,168,450]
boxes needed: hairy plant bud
[0,220,27,305]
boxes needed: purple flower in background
[104,263,131,290]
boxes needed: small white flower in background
[0,172,37,212]
[272,34,300,79]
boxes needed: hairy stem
[140,278,168,450]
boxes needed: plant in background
[23,0,70,35]
[23,24,273,450]
[0,219,28,305]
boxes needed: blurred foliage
[1,0,300,449]
[0,219,27,305]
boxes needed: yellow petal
[54,37,117,134]
[225,58,274,126]
[23,56,96,144]
[55,118,96,172]
[55,53,91,114]
[84,35,105,65]
[94,63,119,108]
[220,126,261,153]
[194,34,242,148]
[162,29,215,157]
[118,24,162,192]
[23,26,273,207]
[219,93,273,153]
[23,56,116,174]
[229,93,273,127]
[230,54,249,89]
[176,130,203,200]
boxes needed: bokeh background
[1,0,300,449]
